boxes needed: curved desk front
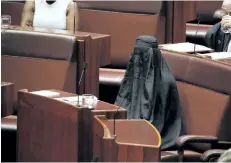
[94,115,161,162]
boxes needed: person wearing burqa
[205,0,231,52]
[114,35,181,150]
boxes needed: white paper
[159,42,213,53]
[227,41,231,52]
[30,90,60,97]
[199,52,231,60]
[55,96,84,102]
[55,96,98,106]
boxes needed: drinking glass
[82,94,95,109]
[1,15,11,29]
[221,14,231,33]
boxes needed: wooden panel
[1,82,14,117]
[93,115,161,162]
[2,56,77,100]
[17,92,79,161]
[79,9,165,67]
[173,1,197,43]
[165,1,197,43]
[196,1,223,15]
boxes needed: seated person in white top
[21,0,79,31]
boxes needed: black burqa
[115,36,181,150]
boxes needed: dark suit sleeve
[204,23,221,49]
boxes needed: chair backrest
[78,1,165,69]
[196,1,223,16]
[1,29,78,100]
[162,50,231,141]
[78,1,163,14]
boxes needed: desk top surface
[159,42,214,53]
[3,25,110,39]
[200,52,231,65]
[33,89,126,112]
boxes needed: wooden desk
[2,26,111,97]
[93,115,161,162]
[17,90,126,162]
[1,82,14,118]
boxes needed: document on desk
[55,96,98,106]
[31,90,60,97]
[199,52,231,60]
[159,42,213,53]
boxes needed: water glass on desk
[82,94,96,109]
[1,15,11,29]
[221,14,231,33]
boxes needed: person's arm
[66,1,79,31]
[204,23,221,49]
[20,0,35,27]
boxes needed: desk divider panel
[17,91,79,162]
[93,115,161,162]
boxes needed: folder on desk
[199,52,231,60]
[159,42,214,53]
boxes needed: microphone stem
[193,17,200,55]
[113,77,135,137]
[113,96,125,137]
[77,68,85,106]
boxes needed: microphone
[77,62,88,107]
[193,15,201,55]
[113,76,145,137]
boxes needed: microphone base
[76,104,82,107]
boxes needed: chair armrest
[176,135,218,162]
[201,149,226,162]
[176,135,219,150]
[214,141,231,150]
